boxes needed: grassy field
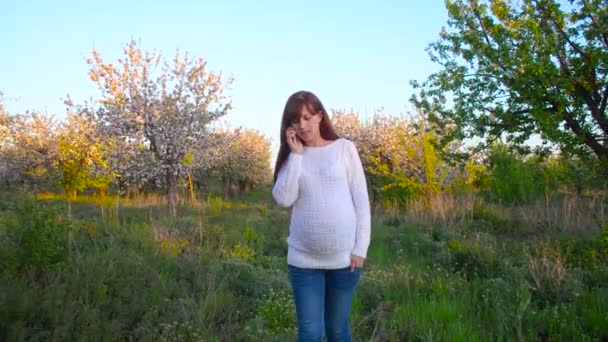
[1,189,607,341]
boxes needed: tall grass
[1,189,607,340]
[392,191,606,235]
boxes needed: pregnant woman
[272,90,371,342]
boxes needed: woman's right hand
[286,127,304,154]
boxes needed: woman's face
[291,106,322,144]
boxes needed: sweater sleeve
[345,140,371,258]
[272,153,303,208]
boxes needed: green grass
[1,190,607,341]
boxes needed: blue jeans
[288,265,362,342]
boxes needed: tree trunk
[97,187,106,200]
[600,157,608,178]
[187,172,196,204]
[67,199,72,220]
[167,168,178,217]
[223,177,232,198]
[65,183,77,200]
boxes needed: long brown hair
[273,90,339,183]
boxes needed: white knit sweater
[272,138,371,269]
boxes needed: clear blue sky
[1,0,448,153]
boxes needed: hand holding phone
[285,127,304,154]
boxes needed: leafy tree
[54,109,112,199]
[0,93,7,145]
[333,111,458,207]
[88,40,233,216]
[204,128,272,197]
[227,129,272,194]
[182,128,234,202]
[484,144,551,204]
[0,95,10,186]
[0,111,57,189]
[411,0,608,168]
[333,110,415,203]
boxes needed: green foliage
[354,276,385,313]
[576,289,608,339]
[56,139,90,196]
[158,321,216,342]
[0,245,228,341]
[484,144,553,205]
[224,241,256,260]
[446,236,502,279]
[1,189,607,340]
[203,129,273,197]
[254,288,296,332]
[54,112,112,199]
[468,275,532,339]
[599,224,608,256]
[207,195,230,215]
[369,121,452,208]
[526,242,584,307]
[470,201,510,230]
[244,226,258,244]
[549,156,604,193]
[0,197,70,275]
[411,0,608,168]
[214,260,290,310]
[560,235,607,270]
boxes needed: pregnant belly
[290,217,356,254]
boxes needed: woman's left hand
[349,254,365,272]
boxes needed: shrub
[446,236,502,279]
[0,197,71,275]
[527,243,583,307]
[484,145,552,205]
[254,288,296,332]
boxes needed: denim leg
[324,267,362,342]
[288,265,325,342]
